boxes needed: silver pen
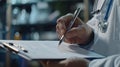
[58,8,81,46]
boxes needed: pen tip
[58,41,61,46]
[58,35,64,46]
[58,40,62,46]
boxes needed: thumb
[39,60,48,67]
[65,27,82,38]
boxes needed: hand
[56,13,93,44]
[40,57,89,67]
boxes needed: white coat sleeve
[89,55,120,67]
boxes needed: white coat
[88,0,120,66]
[88,0,120,56]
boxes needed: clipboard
[0,40,104,61]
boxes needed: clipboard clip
[0,42,28,53]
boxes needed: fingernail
[57,18,62,22]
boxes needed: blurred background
[0,0,94,67]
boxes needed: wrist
[86,30,94,45]
[78,30,94,46]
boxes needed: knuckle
[66,13,73,16]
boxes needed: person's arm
[89,55,120,67]
[79,15,99,50]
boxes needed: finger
[57,13,73,25]
[63,27,79,44]
[64,27,85,44]
[56,21,66,35]
[56,24,61,38]
[59,22,66,35]
[40,60,48,67]
[57,13,82,27]
[40,60,61,67]
[65,25,92,44]
[64,57,89,67]
[56,29,62,39]
[65,27,82,38]
[64,38,73,44]
[47,60,65,67]
[64,14,83,27]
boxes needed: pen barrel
[67,8,81,31]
